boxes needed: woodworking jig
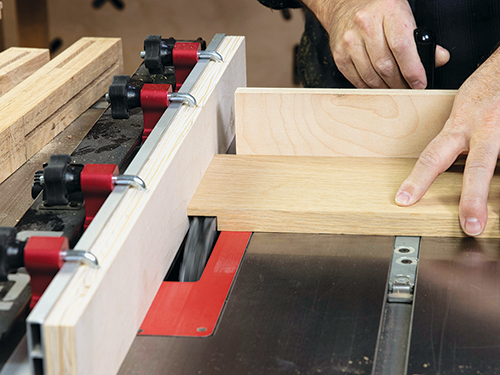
[0,29,500,375]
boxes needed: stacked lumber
[0,47,49,95]
[0,37,123,184]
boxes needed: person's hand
[396,48,500,236]
[303,0,449,88]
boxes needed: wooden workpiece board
[188,155,500,238]
[235,88,456,157]
[0,37,123,184]
[43,36,246,375]
[0,47,49,96]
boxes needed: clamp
[140,35,223,91]
[32,154,146,230]
[0,227,98,308]
[106,75,196,142]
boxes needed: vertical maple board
[235,88,456,157]
[43,36,246,375]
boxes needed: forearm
[299,0,343,31]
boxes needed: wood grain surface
[0,37,122,184]
[235,88,456,157]
[43,36,246,375]
[0,47,49,96]
[188,155,500,238]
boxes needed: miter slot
[372,236,421,375]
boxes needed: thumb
[435,45,450,67]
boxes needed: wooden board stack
[43,36,246,375]
[0,37,123,184]
[0,47,49,96]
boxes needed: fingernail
[395,190,411,205]
[464,218,482,236]
[411,81,425,89]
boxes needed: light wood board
[0,37,123,184]
[188,155,500,238]
[43,36,246,375]
[0,47,49,96]
[235,88,456,157]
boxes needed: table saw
[0,33,500,375]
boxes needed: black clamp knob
[0,227,25,281]
[31,154,84,207]
[107,75,141,119]
[143,35,176,75]
[414,27,436,89]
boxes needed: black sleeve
[257,0,303,10]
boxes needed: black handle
[108,75,141,119]
[414,27,436,89]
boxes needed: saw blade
[179,217,217,282]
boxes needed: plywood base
[235,88,456,157]
[188,155,500,238]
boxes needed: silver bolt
[169,93,197,107]
[112,175,146,190]
[198,50,223,62]
[140,51,146,59]
[61,250,99,268]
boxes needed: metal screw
[394,276,410,285]
[140,51,146,59]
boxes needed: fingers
[383,17,426,89]
[459,142,499,236]
[334,30,390,88]
[435,45,450,68]
[363,25,408,88]
[334,36,387,88]
[396,129,467,206]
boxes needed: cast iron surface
[408,237,500,374]
[119,232,394,375]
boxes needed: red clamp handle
[140,84,172,142]
[24,236,69,308]
[80,164,119,229]
[173,42,200,91]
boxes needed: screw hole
[401,259,413,265]
[197,327,207,332]
[398,248,410,253]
